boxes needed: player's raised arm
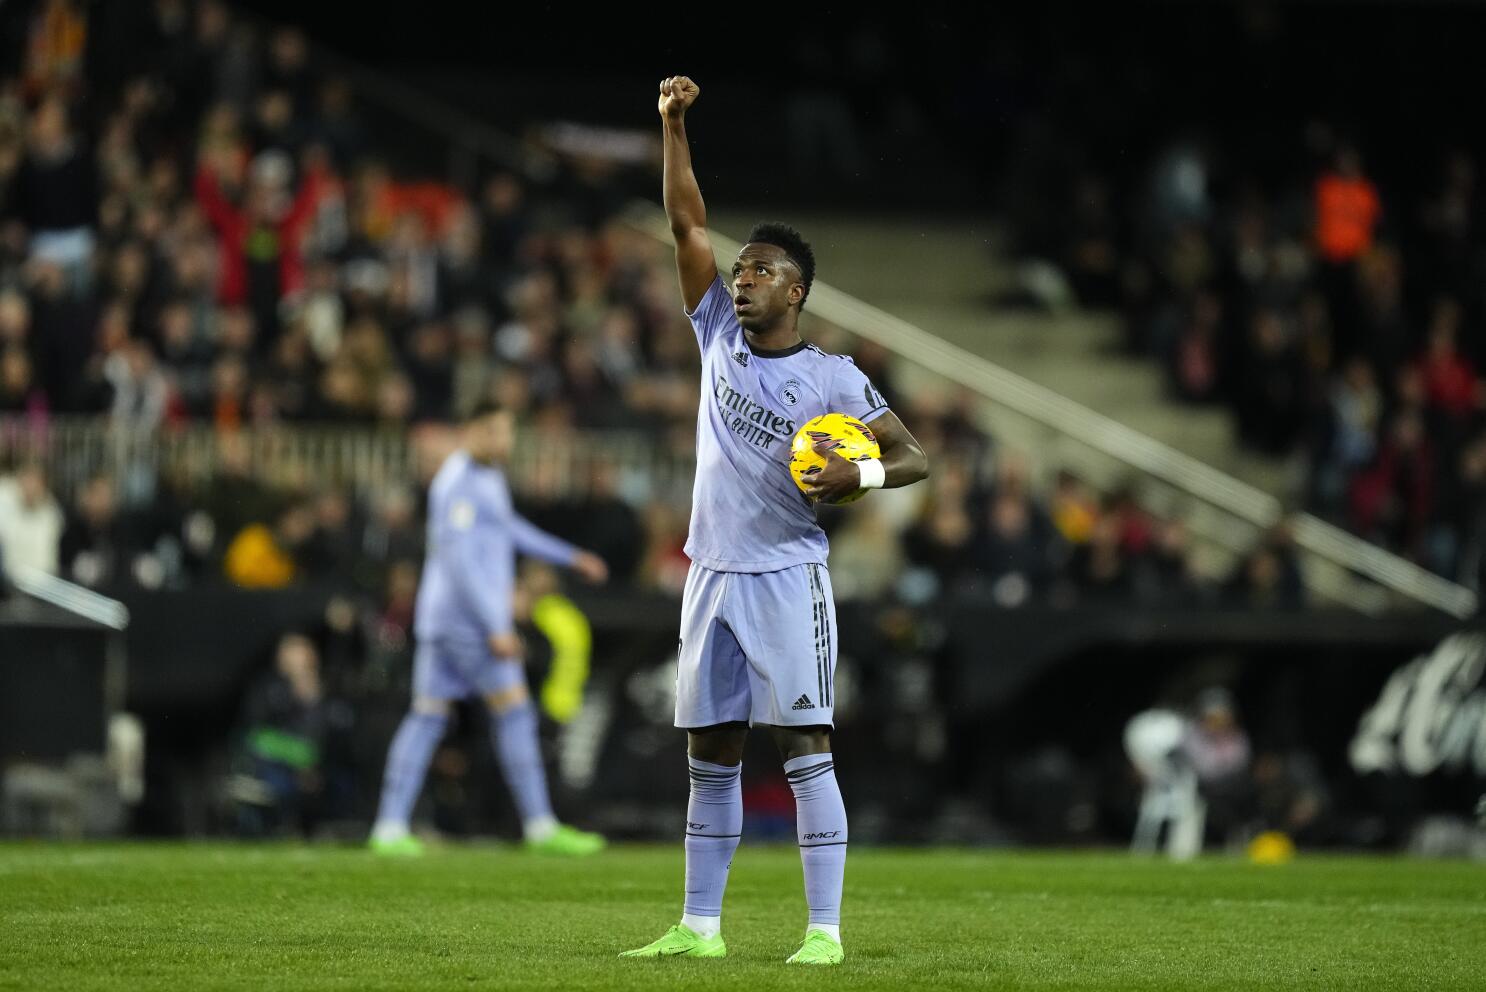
[658,75,716,312]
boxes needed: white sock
[808,922,841,942]
[681,913,721,939]
[523,815,558,842]
[371,820,409,842]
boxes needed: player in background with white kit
[370,401,610,856]
[620,76,930,965]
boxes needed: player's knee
[484,684,530,715]
[769,724,831,761]
[411,697,452,719]
[687,723,748,765]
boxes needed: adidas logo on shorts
[791,694,815,711]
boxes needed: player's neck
[744,321,802,354]
[464,449,501,468]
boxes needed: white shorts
[674,561,837,728]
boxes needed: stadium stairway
[710,209,1290,497]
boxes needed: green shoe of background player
[368,834,425,857]
[524,823,606,856]
[786,929,844,965]
[618,924,726,959]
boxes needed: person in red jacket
[195,146,330,342]
[1416,299,1482,422]
[1314,147,1381,265]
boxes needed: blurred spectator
[1236,308,1305,455]
[1181,688,1253,842]
[1224,524,1305,611]
[1252,749,1330,844]
[1350,412,1434,557]
[0,344,44,415]
[1415,299,1480,423]
[972,486,1056,608]
[828,501,906,601]
[22,1,89,100]
[903,466,977,588]
[200,434,276,540]
[59,473,127,587]
[105,338,170,427]
[223,502,314,589]
[1066,512,1132,604]
[0,461,63,574]
[8,96,96,292]
[1311,355,1381,515]
[1049,470,1098,547]
[194,147,332,339]
[1146,518,1205,606]
[1313,147,1380,265]
[234,632,353,836]
[514,561,592,726]
[1166,291,1222,404]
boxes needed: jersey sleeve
[508,511,579,567]
[830,356,891,423]
[683,274,734,349]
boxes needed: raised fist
[658,76,700,120]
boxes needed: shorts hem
[684,556,830,574]
[753,714,835,729]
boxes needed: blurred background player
[619,76,929,966]
[1125,687,1254,859]
[369,400,609,856]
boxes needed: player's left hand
[571,551,609,584]
[802,439,864,504]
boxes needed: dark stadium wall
[97,584,1482,844]
[229,1,1486,213]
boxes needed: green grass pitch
[2,843,1483,990]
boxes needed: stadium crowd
[1120,145,1485,588]
[1013,77,1485,593]
[0,0,1309,618]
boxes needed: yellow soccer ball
[1246,830,1296,865]
[789,412,881,505]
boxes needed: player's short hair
[465,398,505,422]
[746,222,815,311]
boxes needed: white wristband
[856,458,886,490]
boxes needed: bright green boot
[618,924,726,959]
[368,834,426,857]
[786,928,844,965]
[524,823,606,856]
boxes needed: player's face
[732,244,801,332]
[467,410,516,463]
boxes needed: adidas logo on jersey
[791,694,815,710]
[732,351,750,366]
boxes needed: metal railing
[8,566,129,631]
[0,418,696,507]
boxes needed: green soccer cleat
[523,823,606,857]
[618,924,727,959]
[786,929,844,965]
[368,834,426,857]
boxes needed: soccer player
[370,401,610,856]
[620,76,930,965]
